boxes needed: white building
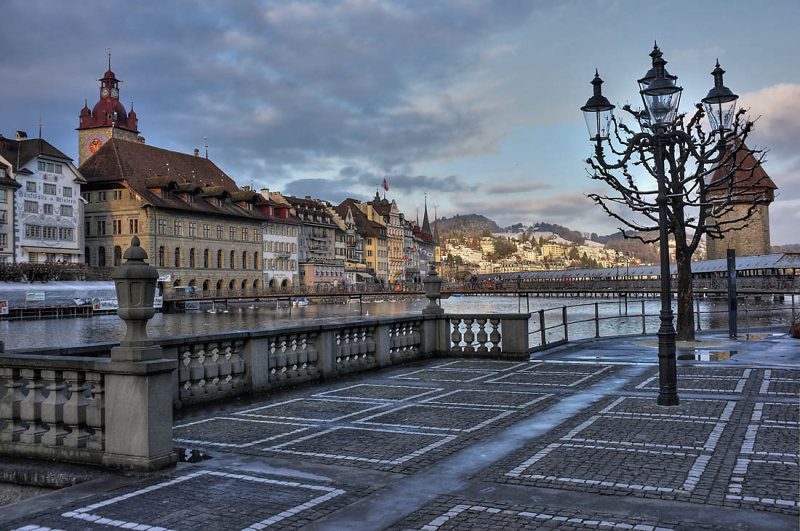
[0,132,85,264]
[256,191,299,289]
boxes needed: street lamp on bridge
[580,44,739,406]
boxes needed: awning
[355,272,373,279]
[22,246,81,255]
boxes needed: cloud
[740,84,800,160]
[485,182,552,194]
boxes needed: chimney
[194,149,199,157]
[16,131,27,141]
[259,188,269,199]
[242,185,250,191]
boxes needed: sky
[2,0,799,244]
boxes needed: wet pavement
[1,326,798,530]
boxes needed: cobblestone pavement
[2,330,798,531]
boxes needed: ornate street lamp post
[581,45,739,406]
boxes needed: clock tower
[77,55,141,166]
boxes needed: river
[0,294,794,351]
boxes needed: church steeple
[421,193,431,236]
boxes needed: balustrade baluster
[85,372,104,451]
[489,319,501,354]
[187,344,205,398]
[178,347,191,402]
[202,343,220,396]
[19,369,47,444]
[305,332,319,378]
[41,369,68,446]
[476,319,488,354]
[450,319,462,350]
[0,367,25,443]
[230,340,246,389]
[62,371,90,448]
[463,318,475,354]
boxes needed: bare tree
[586,105,773,340]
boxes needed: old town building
[0,132,85,264]
[330,202,370,284]
[339,198,388,283]
[272,194,344,287]
[360,192,404,283]
[256,189,299,288]
[706,145,777,260]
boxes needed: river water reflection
[0,295,793,351]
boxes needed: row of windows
[157,247,261,270]
[25,181,72,197]
[266,241,297,253]
[37,161,63,174]
[156,220,261,242]
[267,224,297,236]
[82,190,133,202]
[24,224,74,241]
[23,201,73,217]
[268,259,296,270]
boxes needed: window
[60,205,73,217]
[229,250,235,269]
[129,219,138,234]
[85,221,90,236]
[37,161,62,174]
[253,253,259,269]
[189,248,195,268]
[189,222,197,237]
[82,192,91,202]
[113,190,123,200]
[174,221,183,236]
[43,204,54,215]
[254,229,261,241]
[113,219,122,234]
[217,250,223,268]
[242,228,248,241]
[0,233,6,246]
[203,249,209,268]
[158,246,165,267]
[174,248,181,267]
[28,252,37,263]
[0,210,5,224]
[98,191,107,201]
[43,226,57,239]
[63,187,72,198]
[26,182,36,193]
[25,224,40,238]
[203,224,210,238]
[217,225,223,239]
[242,251,247,269]
[0,190,6,203]
[230,227,236,240]
[85,247,90,265]
[114,246,122,267]
[43,183,56,195]
[59,228,74,241]
[97,220,106,235]
[24,201,38,213]
[158,219,166,235]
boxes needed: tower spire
[108,47,111,71]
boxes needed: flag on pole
[382,178,389,191]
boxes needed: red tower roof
[78,65,139,133]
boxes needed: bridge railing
[529,294,797,351]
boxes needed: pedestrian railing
[529,294,798,351]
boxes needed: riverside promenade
[1,328,798,531]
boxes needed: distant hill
[436,214,502,237]
[772,244,800,253]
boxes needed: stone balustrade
[0,311,529,469]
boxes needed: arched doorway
[173,279,182,287]
[202,280,209,292]
[269,278,276,288]
[253,279,259,289]
[113,246,122,267]
[228,279,235,290]
[281,279,289,288]
[85,247,91,265]
[241,279,247,290]
[188,279,196,287]
[216,280,223,291]
[98,246,106,268]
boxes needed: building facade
[0,132,85,264]
[256,190,299,288]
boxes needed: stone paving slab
[5,468,366,531]
[388,495,680,531]
[627,366,754,394]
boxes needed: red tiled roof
[79,138,267,221]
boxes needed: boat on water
[292,297,309,307]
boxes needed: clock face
[111,88,118,98]
[102,88,109,97]
[87,136,104,154]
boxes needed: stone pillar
[102,237,177,471]
[422,262,443,315]
[498,314,531,360]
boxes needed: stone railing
[0,240,530,471]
